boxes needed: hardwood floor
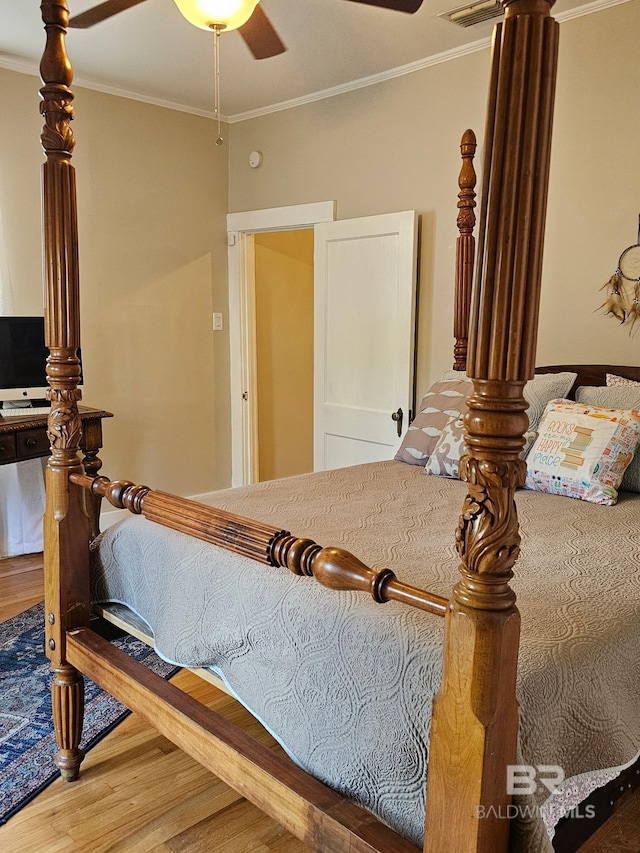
[0,554,312,853]
[1,554,639,853]
[0,551,45,623]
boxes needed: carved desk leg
[81,416,105,540]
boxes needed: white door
[314,211,419,471]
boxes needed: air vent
[439,0,503,27]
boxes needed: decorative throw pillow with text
[524,399,640,505]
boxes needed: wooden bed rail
[69,471,448,617]
[65,627,420,853]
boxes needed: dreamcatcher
[599,215,640,334]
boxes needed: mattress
[90,460,640,851]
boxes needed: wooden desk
[0,406,112,468]
[0,406,113,538]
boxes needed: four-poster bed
[36,1,640,852]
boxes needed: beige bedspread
[91,460,640,851]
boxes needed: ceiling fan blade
[238,4,287,60]
[68,0,149,29]
[342,0,424,12]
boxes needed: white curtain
[0,460,46,558]
[0,199,46,558]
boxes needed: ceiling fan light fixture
[173,0,259,31]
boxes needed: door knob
[391,407,403,437]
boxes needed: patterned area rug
[0,602,177,825]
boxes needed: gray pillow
[576,385,640,494]
[524,372,577,431]
[439,369,468,381]
[439,370,577,432]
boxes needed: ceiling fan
[68,0,425,60]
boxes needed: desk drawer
[0,434,17,463]
[16,429,51,461]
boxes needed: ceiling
[0,0,611,120]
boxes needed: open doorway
[227,201,336,487]
[227,203,419,487]
[253,229,314,482]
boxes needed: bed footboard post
[40,0,90,782]
[425,0,559,850]
[453,129,477,372]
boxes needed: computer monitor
[0,316,82,406]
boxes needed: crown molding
[0,56,38,79]
[0,56,221,120]
[73,80,222,120]
[228,36,491,123]
[228,0,632,123]
[0,0,630,124]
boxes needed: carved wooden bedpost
[425,1,559,851]
[453,129,477,372]
[40,0,90,782]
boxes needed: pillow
[435,370,576,433]
[394,378,472,465]
[439,369,468,381]
[524,372,577,432]
[576,385,640,493]
[423,414,468,478]
[425,414,537,479]
[406,369,575,471]
[607,373,640,387]
[524,399,640,505]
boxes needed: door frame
[227,201,336,486]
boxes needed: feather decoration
[626,283,640,336]
[598,272,627,323]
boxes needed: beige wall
[0,68,230,495]
[2,2,639,496]
[0,70,43,316]
[254,230,314,481]
[539,3,640,365]
[229,52,486,401]
[229,2,640,403]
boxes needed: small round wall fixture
[249,150,263,169]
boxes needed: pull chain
[212,24,224,146]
